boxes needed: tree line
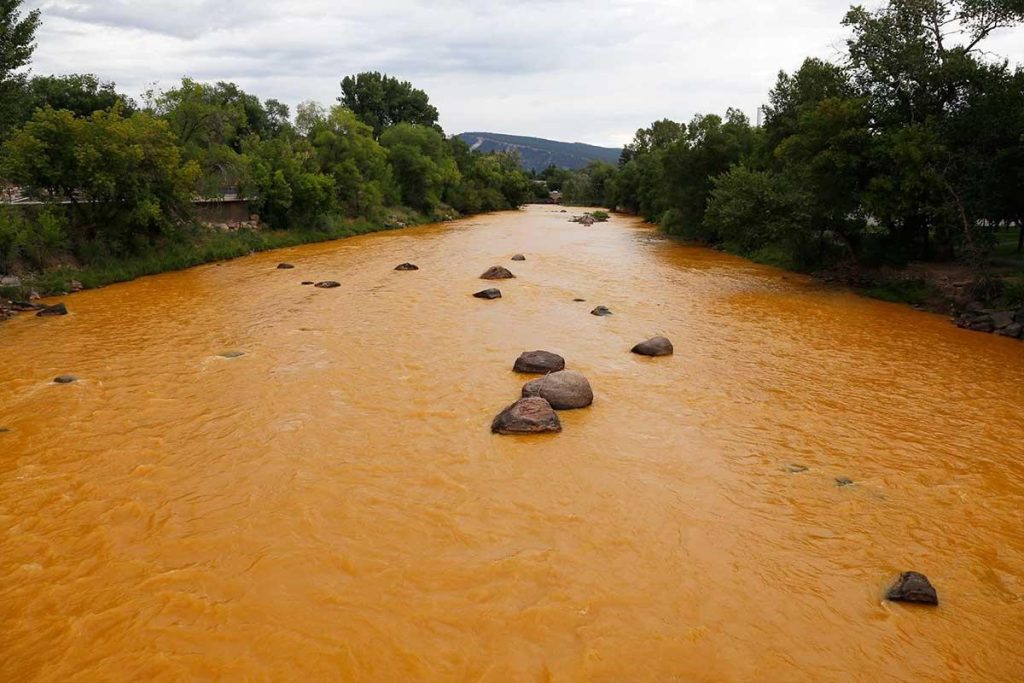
[0,1,533,274]
[559,0,1024,279]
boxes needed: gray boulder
[513,350,565,374]
[522,370,593,409]
[631,336,674,357]
[473,288,502,299]
[885,571,938,605]
[591,306,612,317]
[480,266,515,280]
[491,397,561,434]
[511,254,526,261]
[36,303,68,317]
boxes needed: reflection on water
[1,206,1023,681]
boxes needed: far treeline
[0,1,538,290]
[552,0,1024,304]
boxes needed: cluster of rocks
[491,351,593,434]
[570,214,596,227]
[953,303,1024,339]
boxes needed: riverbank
[0,208,438,319]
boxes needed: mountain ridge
[457,132,622,172]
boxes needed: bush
[590,210,610,222]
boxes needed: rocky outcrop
[491,397,562,434]
[885,571,938,605]
[395,263,419,271]
[36,303,68,317]
[314,281,341,289]
[591,306,612,317]
[513,350,565,374]
[631,336,674,357]
[522,370,593,409]
[511,254,526,261]
[277,263,295,269]
[473,288,502,299]
[480,266,515,280]
[954,304,1024,339]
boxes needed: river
[2,205,1023,681]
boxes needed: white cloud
[23,0,1024,146]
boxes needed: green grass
[863,279,941,306]
[8,212,428,297]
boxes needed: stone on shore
[591,305,612,317]
[395,263,419,271]
[480,266,515,280]
[473,288,502,299]
[11,301,41,312]
[511,254,526,261]
[53,375,78,384]
[36,303,68,317]
[314,281,341,289]
[631,336,674,357]
[885,571,938,605]
[514,350,565,374]
[277,263,295,269]
[522,370,593,410]
[491,397,561,434]
[69,280,84,292]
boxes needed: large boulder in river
[473,288,502,299]
[491,397,562,434]
[885,571,938,605]
[513,350,565,374]
[36,303,68,317]
[480,266,515,280]
[522,370,593,409]
[631,336,674,357]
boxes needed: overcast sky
[23,1,1024,147]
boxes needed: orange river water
[1,205,1023,682]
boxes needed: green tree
[2,107,200,254]
[309,106,397,214]
[339,72,439,139]
[379,123,459,212]
[0,0,41,138]
[241,136,335,230]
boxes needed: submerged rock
[395,263,419,271]
[573,298,586,303]
[277,263,295,269]
[219,351,246,359]
[314,281,341,289]
[53,375,78,384]
[591,305,612,317]
[36,303,68,317]
[522,370,593,410]
[513,350,566,374]
[631,336,674,357]
[491,397,561,435]
[784,464,809,473]
[885,571,938,605]
[473,288,502,300]
[511,254,526,261]
[301,281,314,285]
[835,476,854,487]
[480,266,515,280]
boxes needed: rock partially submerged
[277,263,295,269]
[591,305,612,317]
[513,350,565,374]
[301,281,314,285]
[885,571,938,605]
[511,254,526,261]
[631,336,674,357]
[53,375,78,384]
[314,281,341,289]
[219,351,246,359]
[522,370,593,410]
[36,303,68,317]
[491,397,561,435]
[480,266,515,280]
[395,263,419,271]
[473,288,502,300]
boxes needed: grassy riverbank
[0,210,430,300]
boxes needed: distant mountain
[457,132,622,172]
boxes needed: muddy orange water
[2,206,1023,682]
